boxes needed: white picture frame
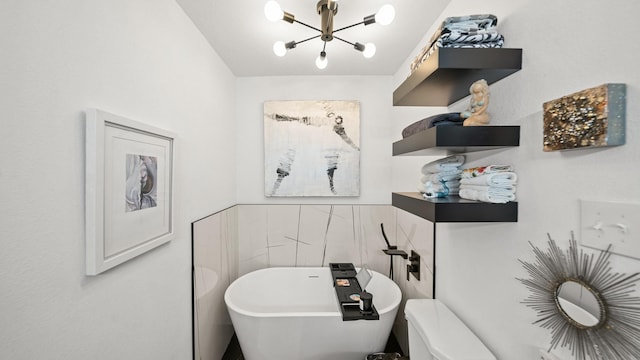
[85,108,175,275]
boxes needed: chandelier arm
[293,19,322,33]
[294,34,322,46]
[333,36,355,47]
[333,21,365,33]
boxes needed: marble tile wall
[192,207,238,360]
[192,204,434,359]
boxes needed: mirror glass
[556,280,602,327]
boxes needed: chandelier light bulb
[375,4,395,26]
[264,1,284,22]
[316,52,328,69]
[273,41,287,56]
[362,43,376,58]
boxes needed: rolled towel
[459,172,517,187]
[421,170,463,183]
[418,180,460,194]
[459,187,516,203]
[423,189,456,199]
[434,179,461,189]
[421,184,459,198]
[421,155,465,174]
[461,165,513,178]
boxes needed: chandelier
[264,0,395,69]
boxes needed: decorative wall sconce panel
[543,83,626,151]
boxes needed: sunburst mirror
[517,233,640,359]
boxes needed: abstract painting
[264,100,360,197]
[543,83,626,151]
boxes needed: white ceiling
[176,0,450,77]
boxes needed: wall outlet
[580,200,640,260]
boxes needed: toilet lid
[404,299,496,360]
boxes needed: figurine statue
[461,79,490,126]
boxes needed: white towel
[421,155,465,174]
[420,170,462,182]
[459,187,516,203]
[461,165,514,179]
[460,184,515,195]
[459,172,517,187]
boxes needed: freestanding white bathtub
[224,267,401,360]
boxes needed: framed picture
[264,100,360,197]
[85,109,175,275]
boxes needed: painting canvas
[264,100,360,197]
[86,109,175,275]
[543,83,626,151]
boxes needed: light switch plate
[580,200,640,260]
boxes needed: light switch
[580,200,640,260]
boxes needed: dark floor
[221,331,405,360]
[221,334,244,360]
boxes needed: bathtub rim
[224,266,401,319]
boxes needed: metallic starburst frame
[517,233,640,360]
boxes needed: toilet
[404,299,496,360]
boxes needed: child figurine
[461,79,490,126]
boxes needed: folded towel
[411,14,500,73]
[460,172,517,187]
[410,37,504,74]
[402,113,463,138]
[461,165,514,178]
[428,14,498,47]
[439,32,504,46]
[442,40,504,49]
[421,155,465,173]
[420,170,463,182]
[460,184,515,195]
[441,14,498,32]
[459,187,515,203]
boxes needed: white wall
[0,1,235,359]
[235,76,393,204]
[392,0,640,359]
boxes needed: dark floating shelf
[393,48,523,106]
[392,192,518,223]
[391,47,522,223]
[393,125,520,156]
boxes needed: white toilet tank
[404,299,496,360]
